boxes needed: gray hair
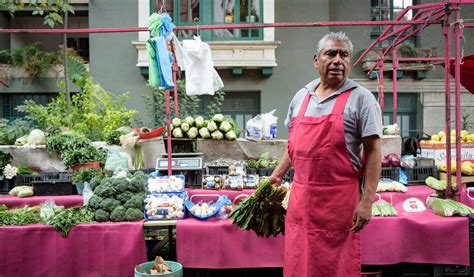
[315,32,353,56]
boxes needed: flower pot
[72,161,101,172]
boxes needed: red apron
[284,89,361,277]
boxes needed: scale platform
[156,153,203,171]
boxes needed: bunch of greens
[72,167,106,185]
[229,179,287,237]
[0,205,41,226]
[247,152,280,169]
[45,132,107,169]
[44,206,95,237]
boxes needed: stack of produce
[427,196,474,217]
[438,161,473,175]
[423,129,474,144]
[170,114,240,140]
[87,171,147,222]
[425,176,457,199]
[229,179,287,237]
[247,152,280,169]
[372,201,397,216]
[377,179,407,192]
[381,153,400,167]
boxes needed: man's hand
[268,149,292,187]
[351,200,372,233]
[268,174,282,187]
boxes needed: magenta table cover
[0,221,147,277]
[0,195,83,209]
[460,188,474,208]
[176,185,470,268]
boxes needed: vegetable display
[247,152,280,169]
[229,179,287,237]
[381,153,400,167]
[169,114,241,140]
[44,206,95,237]
[372,201,398,216]
[427,196,474,217]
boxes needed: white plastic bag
[245,110,278,141]
[82,182,93,206]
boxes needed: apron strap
[331,89,353,115]
[296,90,313,118]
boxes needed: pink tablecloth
[460,188,474,208]
[177,185,470,268]
[187,189,255,203]
[0,195,83,209]
[0,221,147,277]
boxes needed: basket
[403,166,438,184]
[134,261,183,277]
[135,126,165,140]
[381,167,400,181]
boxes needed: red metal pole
[166,89,172,176]
[377,58,385,121]
[453,6,463,193]
[392,48,398,124]
[169,40,179,117]
[443,14,452,197]
[397,57,445,61]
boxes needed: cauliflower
[187,127,198,139]
[225,130,237,140]
[212,114,224,123]
[211,130,224,140]
[26,129,45,145]
[195,116,205,128]
[184,116,195,126]
[207,121,218,132]
[199,128,211,139]
[219,121,232,133]
[172,128,183,138]
[172,117,181,127]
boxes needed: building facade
[1,0,473,138]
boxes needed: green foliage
[45,132,107,168]
[44,206,94,237]
[0,206,41,226]
[72,167,106,184]
[0,43,61,78]
[94,209,109,222]
[17,56,138,141]
[145,79,225,127]
[125,208,144,221]
[397,43,420,58]
[110,206,127,222]
[0,118,35,145]
[0,0,75,28]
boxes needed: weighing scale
[156,153,203,188]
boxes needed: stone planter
[0,145,66,172]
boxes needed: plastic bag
[245,109,278,141]
[104,150,130,172]
[400,155,417,168]
[82,182,93,206]
[40,199,64,220]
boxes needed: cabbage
[172,128,183,138]
[15,135,28,146]
[187,127,198,139]
[207,121,218,132]
[27,129,45,145]
[219,121,232,133]
[181,122,190,132]
[195,116,205,128]
[172,117,181,127]
[199,128,211,139]
[211,130,224,140]
[225,130,237,140]
[212,114,224,123]
[185,116,195,126]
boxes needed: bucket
[134,261,183,277]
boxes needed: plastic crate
[381,167,400,181]
[207,166,229,176]
[433,265,470,276]
[32,180,75,196]
[398,263,432,277]
[13,172,72,187]
[403,166,438,184]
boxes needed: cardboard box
[419,142,474,166]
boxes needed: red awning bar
[0,20,444,34]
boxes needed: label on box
[419,142,474,165]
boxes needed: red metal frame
[1,1,472,190]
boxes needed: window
[150,0,263,40]
[197,91,260,135]
[67,37,90,62]
[370,0,414,46]
[1,93,55,120]
[380,93,418,138]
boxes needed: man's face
[313,40,352,87]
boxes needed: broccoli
[94,180,117,198]
[112,177,130,194]
[94,209,110,222]
[99,198,121,213]
[116,191,135,204]
[110,206,127,222]
[89,175,105,191]
[125,208,143,221]
[88,195,103,210]
[124,194,145,210]
[129,177,146,193]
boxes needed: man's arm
[351,135,381,232]
[268,147,292,186]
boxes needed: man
[269,32,382,277]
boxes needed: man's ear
[313,55,318,68]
